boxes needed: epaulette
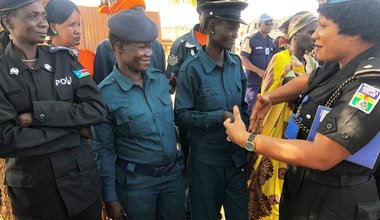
[354,56,380,77]
[170,34,188,52]
[98,75,116,89]
[49,46,79,57]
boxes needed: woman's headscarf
[287,11,317,40]
[98,0,146,15]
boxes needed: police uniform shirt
[91,66,178,201]
[240,31,273,86]
[0,43,107,216]
[298,44,380,175]
[166,24,203,78]
[93,39,166,84]
[174,47,248,168]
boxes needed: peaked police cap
[199,0,248,24]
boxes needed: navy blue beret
[199,0,248,24]
[0,0,36,12]
[108,9,158,43]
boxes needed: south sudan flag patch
[73,69,91,78]
[349,83,380,114]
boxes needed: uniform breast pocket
[158,94,174,124]
[55,82,74,101]
[114,107,152,137]
[6,89,32,112]
[198,87,223,110]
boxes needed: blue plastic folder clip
[308,105,380,169]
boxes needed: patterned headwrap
[287,11,317,40]
[98,0,146,15]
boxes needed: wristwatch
[244,134,256,152]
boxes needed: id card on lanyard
[284,95,309,139]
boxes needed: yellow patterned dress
[247,49,318,220]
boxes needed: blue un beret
[199,0,248,24]
[108,9,158,43]
[0,0,37,12]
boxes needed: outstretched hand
[248,94,271,134]
[223,106,250,148]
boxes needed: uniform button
[161,133,164,137]
[326,123,333,129]
[306,114,312,120]
[39,113,45,120]
[342,133,349,139]
[227,91,231,95]
[154,113,159,117]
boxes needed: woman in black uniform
[224,0,380,219]
[0,0,107,219]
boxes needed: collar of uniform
[197,47,237,74]
[185,24,202,49]
[5,42,29,73]
[34,46,53,72]
[255,31,266,40]
[112,65,157,92]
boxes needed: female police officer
[224,0,380,219]
[175,1,249,219]
[91,10,185,220]
[0,0,107,219]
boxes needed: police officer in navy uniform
[0,0,107,219]
[240,13,274,116]
[166,2,208,218]
[91,10,185,220]
[175,1,249,219]
[224,0,380,219]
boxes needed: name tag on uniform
[265,47,270,55]
[255,46,263,50]
[285,113,301,139]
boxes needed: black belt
[116,157,176,177]
[303,168,370,187]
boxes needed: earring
[52,30,58,35]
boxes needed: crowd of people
[0,0,379,220]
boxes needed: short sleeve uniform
[280,45,380,219]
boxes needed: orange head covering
[98,0,146,15]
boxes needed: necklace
[22,59,37,63]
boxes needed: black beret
[108,9,158,43]
[0,0,37,12]
[199,0,248,24]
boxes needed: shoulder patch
[50,46,78,57]
[73,69,91,78]
[168,54,179,67]
[354,56,380,76]
[349,83,380,114]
